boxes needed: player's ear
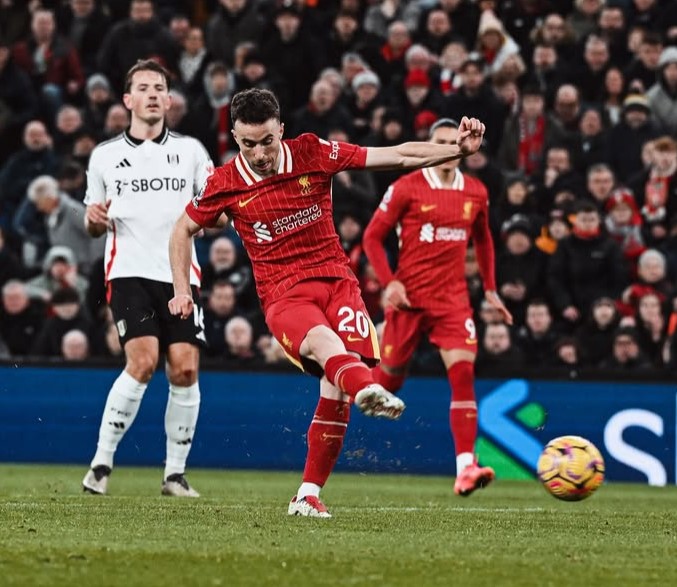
[122,93,133,110]
[279,122,285,139]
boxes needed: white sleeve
[192,139,214,196]
[84,149,106,206]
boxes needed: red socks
[302,397,350,486]
[371,365,405,393]
[324,354,373,397]
[448,361,477,456]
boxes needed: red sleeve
[186,173,225,228]
[471,187,497,292]
[362,183,408,286]
[302,134,367,174]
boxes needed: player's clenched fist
[457,116,486,157]
[86,200,111,226]
[168,294,194,319]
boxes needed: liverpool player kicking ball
[168,90,486,517]
[363,118,513,497]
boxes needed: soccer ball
[537,435,605,501]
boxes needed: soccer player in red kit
[168,90,487,517]
[363,118,513,497]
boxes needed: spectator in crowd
[531,144,584,215]
[325,9,379,70]
[11,8,84,121]
[223,315,260,362]
[573,107,608,176]
[629,135,677,246]
[100,103,130,140]
[634,291,667,367]
[0,37,38,163]
[548,201,627,327]
[13,174,100,273]
[56,0,111,78]
[475,10,520,77]
[97,0,179,92]
[200,236,255,303]
[203,280,242,357]
[81,74,115,136]
[585,163,616,210]
[498,84,553,177]
[184,61,234,164]
[417,8,456,57]
[368,20,413,83]
[528,43,566,108]
[647,46,677,136]
[260,2,325,112]
[165,89,189,133]
[619,248,674,315]
[205,0,264,69]
[31,286,91,357]
[53,104,85,157]
[496,213,547,325]
[345,70,383,144]
[0,279,44,356]
[602,66,627,127]
[576,296,620,367]
[552,336,581,371]
[475,322,523,371]
[597,4,631,66]
[290,78,354,139]
[363,0,420,40]
[445,53,505,156]
[437,40,467,97]
[461,138,504,204]
[177,26,210,101]
[530,12,577,65]
[625,31,663,93]
[0,120,59,238]
[61,328,90,361]
[600,326,653,372]
[395,68,445,137]
[568,0,604,42]
[25,245,89,303]
[570,34,611,103]
[0,227,24,290]
[607,93,660,183]
[548,84,581,145]
[515,299,558,367]
[234,49,277,94]
[604,187,646,275]
[535,208,572,255]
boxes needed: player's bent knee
[302,325,346,365]
[126,354,158,382]
[168,366,198,387]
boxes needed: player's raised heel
[161,473,200,497]
[454,462,495,497]
[288,495,332,518]
[82,465,111,495]
[355,384,405,420]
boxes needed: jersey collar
[234,142,293,186]
[422,167,464,190]
[123,126,169,147]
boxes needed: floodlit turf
[1,465,677,587]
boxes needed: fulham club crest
[167,153,180,166]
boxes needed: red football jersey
[187,134,367,310]
[363,168,496,311]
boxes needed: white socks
[164,382,200,480]
[456,452,474,474]
[91,370,147,468]
[297,482,321,500]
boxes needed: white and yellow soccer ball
[537,435,605,501]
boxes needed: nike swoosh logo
[347,334,364,342]
[421,204,437,212]
[238,193,259,207]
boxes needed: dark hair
[230,89,280,125]
[575,200,599,215]
[428,117,458,138]
[124,59,171,94]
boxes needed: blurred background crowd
[2,0,677,376]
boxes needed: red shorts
[380,304,477,368]
[265,277,380,376]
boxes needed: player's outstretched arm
[364,116,485,171]
[168,212,203,319]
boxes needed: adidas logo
[115,158,131,168]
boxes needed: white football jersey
[85,128,213,285]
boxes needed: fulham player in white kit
[82,60,216,496]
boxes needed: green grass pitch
[1,465,677,587]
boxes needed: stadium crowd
[1,0,677,376]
